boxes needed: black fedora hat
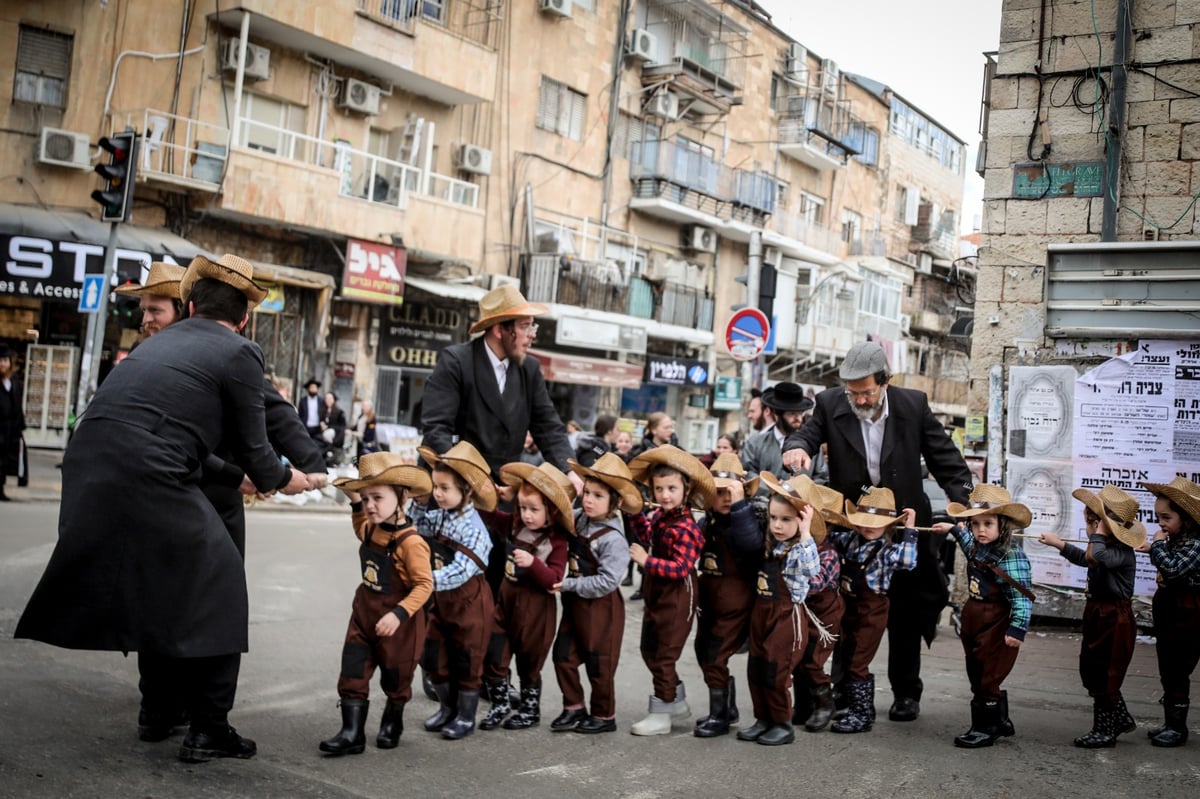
[303,377,321,390]
[761,382,813,414]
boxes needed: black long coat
[0,372,25,480]
[420,337,573,476]
[15,319,290,657]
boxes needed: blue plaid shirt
[769,537,821,604]
[410,501,492,592]
[950,524,1034,640]
[1149,535,1200,589]
[828,527,918,595]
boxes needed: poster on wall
[1007,366,1075,460]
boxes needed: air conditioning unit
[37,127,91,169]
[762,246,782,268]
[899,313,912,334]
[629,28,656,61]
[457,144,493,175]
[785,43,808,82]
[339,78,381,115]
[785,95,807,116]
[648,92,679,120]
[539,0,573,19]
[820,58,840,94]
[683,225,717,254]
[220,39,270,81]
[488,274,520,291]
[917,252,934,274]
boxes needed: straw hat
[568,452,644,514]
[844,486,905,529]
[1141,476,1200,527]
[808,481,849,530]
[467,283,548,334]
[180,253,268,307]
[115,261,185,299]
[1071,484,1147,548]
[759,471,827,543]
[946,484,1033,529]
[333,451,432,496]
[500,461,577,534]
[709,453,760,500]
[628,444,715,510]
[418,441,498,511]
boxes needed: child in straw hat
[826,486,918,735]
[790,479,846,732]
[692,453,764,739]
[1139,475,1200,748]
[548,453,639,734]
[320,454,435,755]
[734,473,823,747]
[476,461,574,732]
[1039,484,1144,748]
[625,444,714,735]
[933,484,1034,749]
[411,441,497,741]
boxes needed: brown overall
[695,523,755,690]
[485,529,557,686]
[747,549,806,725]
[835,542,890,683]
[423,534,494,691]
[960,559,1019,701]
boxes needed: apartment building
[1,0,969,451]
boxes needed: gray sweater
[561,511,631,599]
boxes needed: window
[851,125,879,166]
[799,192,824,224]
[894,185,909,223]
[14,25,72,107]
[613,112,660,160]
[858,269,902,325]
[225,90,307,157]
[672,136,717,193]
[537,77,586,141]
[841,209,862,244]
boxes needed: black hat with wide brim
[761,382,813,414]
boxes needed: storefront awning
[404,275,488,303]
[253,261,336,291]
[0,203,208,260]
[530,349,643,389]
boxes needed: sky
[756,0,1004,232]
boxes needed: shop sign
[713,376,742,410]
[2,234,177,301]
[378,301,467,368]
[342,239,406,305]
[556,315,648,354]
[646,356,709,386]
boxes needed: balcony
[213,0,498,105]
[630,140,734,226]
[523,255,714,332]
[639,0,748,115]
[117,107,484,265]
[777,89,855,171]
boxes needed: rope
[801,600,837,647]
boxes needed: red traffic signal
[91,132,139,223]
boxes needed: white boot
[671,682,691,720]
[630,695,674,736]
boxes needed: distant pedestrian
[0,343,27,501]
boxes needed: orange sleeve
[395,535,433,618]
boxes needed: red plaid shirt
[810,544,841,594]
[628,506,703,580]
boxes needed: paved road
[0,499,1196,799]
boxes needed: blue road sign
[78,274,106,313]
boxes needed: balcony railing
[630,140,734,216]
[642,1,748,93]
[769,210,841,255]
[357,0,501,48]
[355,0,417,32]
[116,108,479,209]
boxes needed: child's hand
[630,543,648,566]
[342,488,361,504]
[1038,532,1064,550]
[375,612,401,638]
[930,521,954,534]
[899,508,917,529]
[496,483,515,502]
[1003,635,1022,649]
[798,504,815,538]
[513,549,534,568]
[550,582,564,594]
[727,480,745,504]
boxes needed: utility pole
[76,223,121,414]
[742,231,762,394]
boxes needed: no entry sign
[726,308,771,361]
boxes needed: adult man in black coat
[16,254,310,763]
[0,343,26,500]
[782,341,972,723]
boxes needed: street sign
[725,307,770,361]
[78,274,106,313]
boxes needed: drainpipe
[228,12,251,149]
[600,0,632,232]
[1101,0,1132,240]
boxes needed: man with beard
[746,388,768,433]
[740,382,811,484]
[781,341,972,724]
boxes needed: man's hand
[238,476,257,496]
[280,469,310,495]
[782,448,812,473]
[306,472,328,490]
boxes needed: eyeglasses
[844,386,882,401]
[507,321,539,335]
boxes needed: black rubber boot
[1150,701,1189,748]
[792,676,812,726]
[727,675,739,723]
[1113,695,1136,736]
[421,670,437,702]
[694,685,731,738]
[1074,702,1117,748]
[479,678,511,731]
[757,722,795,746]
[423,682,456,732]
[804,683,835,732]
[441,689,481,740]
[954,697,1001,748]
[319,699,368,755]
[831,682,849,722]
[831,678,874,734]
[503,684,542,730]
[996,690,1014,737]
[376,700,405,749]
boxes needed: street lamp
[796,270,855,326]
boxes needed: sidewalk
[17,446,349,512]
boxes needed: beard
[849,399,885,422]
[774,414,796,436]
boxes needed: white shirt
[858,389,890,486]
[484,342,508,394]
[301,394,321,427]
[771,424,785,450]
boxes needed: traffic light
[757,262,777,318]
[91,132,139,222]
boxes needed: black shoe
[138,708,189,742]
[736,720,770,742]
[889,697,920,722]
[178,725,257,762]
[550,708,588,732]
[574,715,617,734]
[629,589,643,601]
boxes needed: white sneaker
[630,711,672,736]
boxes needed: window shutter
[904,186,920,225]
[17,27,72,78]
[567,90,585,141]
